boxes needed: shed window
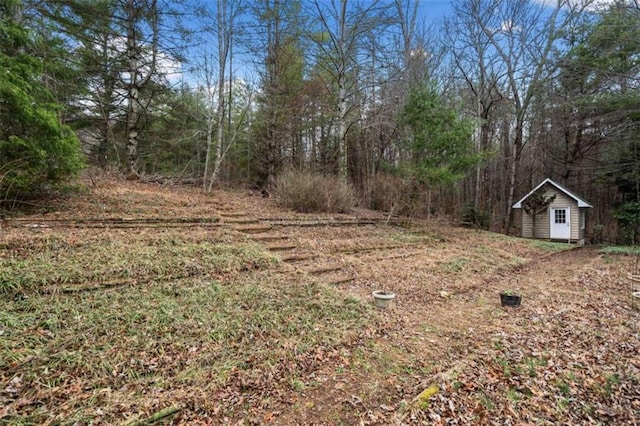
[581,211,585,229]
[554,209,566,224]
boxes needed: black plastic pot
[500,293,521,307]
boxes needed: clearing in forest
[1,180,638,425]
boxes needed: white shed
[512,178,593,243]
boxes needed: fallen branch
[266,244,297,251]
[251,235,289,241]
[281,254,316,262]
[123,405,181,426]
[61,280,131,293]
[275,220,376,228]
[333,242,431,254]
[8,217,222,229]
[308,265,342,275]
[59,272,198,294]
[328,276,355,285]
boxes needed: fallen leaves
[2,180,640,424]
[403,255,640,425]
[413,383,440,405]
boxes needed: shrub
[461,203,491,229]
[272,170,355,213]
[366,173,434,216]
[367,174,406,212]
[592,223,605,244]
[614,202,640,244]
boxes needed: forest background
[2,0,640,242]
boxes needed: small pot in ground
[500,292,521,307]
[372,290,396,308]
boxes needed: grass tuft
[600,245,640,255]
[524,240,575,251]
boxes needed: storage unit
[512,178,593,243]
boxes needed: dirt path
[271,237,637,424]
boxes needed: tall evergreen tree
[400,83,477,187]
[0,0,83,199]
[251,0,305,186]
[551,3,640,236]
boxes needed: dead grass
[1,270,373,424]
[399,250,640,424]
[1,179,639,425]
[0,232,277,294]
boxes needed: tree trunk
[505,123,523,233]
[125,0,157,178]
[336,0,348,182]
[337,80,348,181]
[208,0,229,190]
[203,104,215,188]
[125,0,140,177]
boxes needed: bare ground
[1,180,638,425]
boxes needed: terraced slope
[1,180,638,425]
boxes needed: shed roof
[512,178,593,209]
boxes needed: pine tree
[400,84,477,187]
[0,0,83,199]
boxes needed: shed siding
[520,185,581,241]
[571,205,580,241]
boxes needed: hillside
[1,180,638,425]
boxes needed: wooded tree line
[2,0,640,241]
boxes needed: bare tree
[447,0,571,231]
[444,1,504,213]
[199,53,217,188]
[124,0,159,178]
[306,0,392,182]
[197,0,246,189]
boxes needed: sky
[176,0,622,87]
[414,0,619,21]
[416,0,455,22]
[182,0,460,86]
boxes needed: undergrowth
[272,169,355,213]
[600,245,640,255]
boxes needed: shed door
[550,207,570,239]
